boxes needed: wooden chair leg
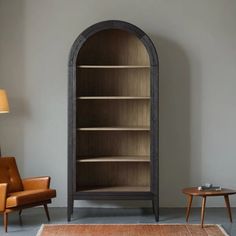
[44,204,50,221]
[19,209,23,226]
[4,212,8,233]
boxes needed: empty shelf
[77,186,150,192]
[77,96,150,100]
[77,65,150,68]
[77,156,150,162]
[77,127,150,131]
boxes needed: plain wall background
[0,0,236,208]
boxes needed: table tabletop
[182,187,236,196]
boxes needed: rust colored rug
[36,224,229,236]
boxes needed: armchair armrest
[22,176,51,190]
[0,183,8,212]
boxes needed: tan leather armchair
[0,157,56,232]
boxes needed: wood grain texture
[77,68,150,97]
[37,224,228,236]
[182,188,236,196]
[77,100,150,128]
[78,127,150,131]
[78,65,150,68]
[76,131,150,157]
[76,162,150,190]
[78,96,150,99]
[183,187,236,227]
[68,20,159,221]
[77,29,150,65]
[77,156,150,162]
[77,186,150,192]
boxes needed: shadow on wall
[0,1,26,173]
[151,35,192,207]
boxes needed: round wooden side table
[182,187,236,227]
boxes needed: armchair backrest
[0,157,23,193]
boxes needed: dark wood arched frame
[68,20,159,221]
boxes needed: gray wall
[0,0,236,207]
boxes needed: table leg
[224,195,232,222]
[201,196,206,228]
[186,195,193,222]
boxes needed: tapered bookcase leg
[67,197,73,221]
[152,197,159,221]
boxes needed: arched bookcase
[68,20,159,221]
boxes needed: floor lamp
[0,89,10,156]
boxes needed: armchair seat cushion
[6,189,56,208]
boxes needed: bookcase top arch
[68,20,159,67]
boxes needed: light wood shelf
[77,127,150,131]
[77,65,150,69]
[77,156,150,163]
[77,186,150,192]
[77,96,150,100]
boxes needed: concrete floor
[0,207,235,235]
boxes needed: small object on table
[198,185,222,191]
[182,187,236,227]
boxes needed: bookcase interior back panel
[76,162,150,190]
[77,68,150,96]
[77,100,150,127]
[76,131,150,157]
[77,29,149,65]
[75,27,151,192]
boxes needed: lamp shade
[0,89,9,113]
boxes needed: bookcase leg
[152,197,159,222]
[67,197,73,221]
